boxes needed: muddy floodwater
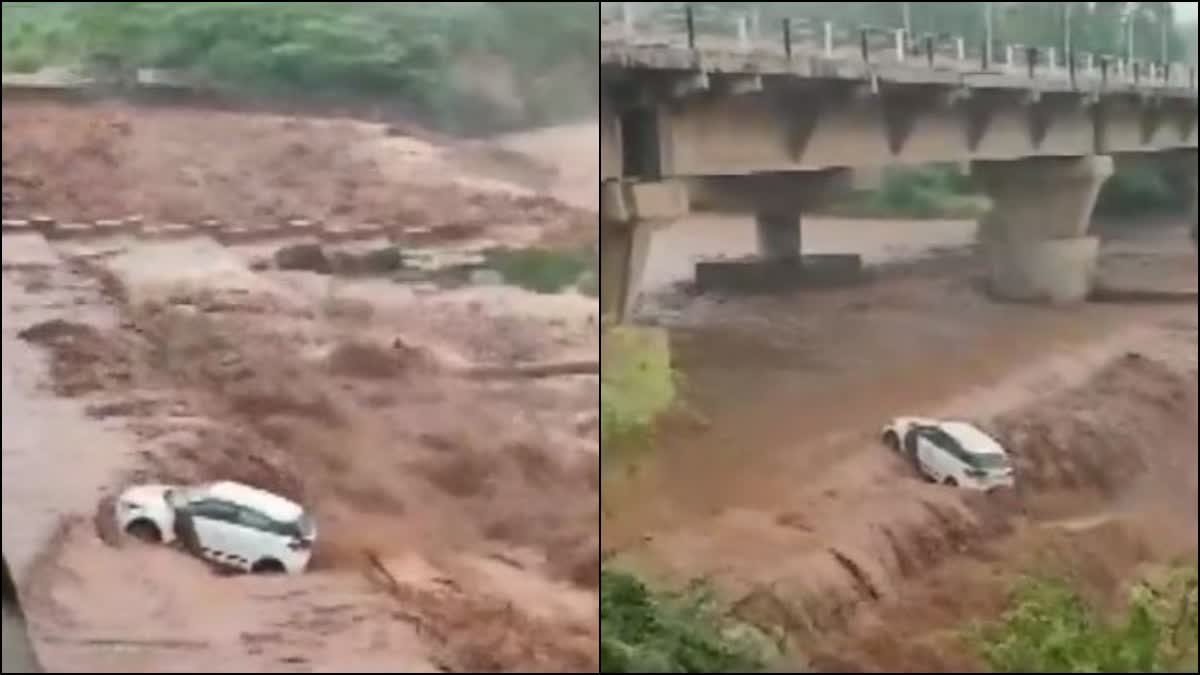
[2,100,599,673]
[641,213,977,292]
[608,214,1197,671]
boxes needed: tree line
[2,2,599,130]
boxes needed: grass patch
[483,246,594,295]
[600,326,676,445]
[601,567,775,673]
[974,564,1198,673]
[579,258,599,298]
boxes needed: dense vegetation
[2,2,597,131]
[977,565,1199,672]
[842,161,1194,221]
[601,567,774,673]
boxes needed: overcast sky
[1178,2,1198,22]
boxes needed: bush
[1096,165,1187,218]
[830,164,988,220]
[601,567,773,673]
[976,565,1199,673]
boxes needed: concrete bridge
[599,9,1199,319]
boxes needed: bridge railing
[602,2,1199,94]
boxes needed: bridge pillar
[692,170,852,262]
[972,156,1114,304]
[600,222,652,322]
[1183,155,1198,238]
[1186,170,1198,246]
[755,211,802,261]
[600,180,689,321]
[688,171,868,292]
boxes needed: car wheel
[882,431,901,453]
[944,477,959,488]
[251,558,286,575]
[126,520,162,543]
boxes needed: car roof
[203,481,304,522]
[939,421,1006,455]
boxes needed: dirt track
[606,223,1197,670]
[3,99,598,672]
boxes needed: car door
[915,430,944,481]
[903,428,920,458]
[230,505,283,569]
[185,498,241,568]
[928,434,972,485]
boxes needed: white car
[881,417,1015,491]
[114,480,316,574]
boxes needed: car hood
[119,484,177,507]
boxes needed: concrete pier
[973,156,1113,303]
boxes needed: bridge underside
[600,69,1198,319]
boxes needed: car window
[188,499,240,523]
[295,513,315,538]
[920,427,972,464]
[236,507,276,532]
[234,506,305,537]
[923,427,1008,469]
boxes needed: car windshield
[971,453,1009,470]
[294,513,316,539]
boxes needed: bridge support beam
[600,180,689,321]
[972,156,1114,304]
